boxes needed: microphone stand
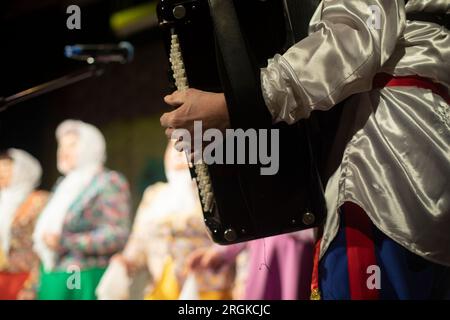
[0,65,105,113]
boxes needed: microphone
[64,42,134,64]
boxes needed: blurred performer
[187,231,315,300]
[97,140,234,300]
[161,1,450,299]
[0,149,48,300]
[32,120,130,300]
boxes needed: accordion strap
[207,0,271,129]
[283,0,321,43]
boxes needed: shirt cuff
[261,54,312,124]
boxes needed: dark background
[0,0,170,208]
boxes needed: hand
[160,89,230,140]
[185,247,225,273]
[185,248,208,272]
[43,233,61,251]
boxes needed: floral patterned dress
[0,191,48,299]
[36,170,131,300]
[123,182,235,300]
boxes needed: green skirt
[37,265,106,300]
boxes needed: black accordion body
[157,0,326,245]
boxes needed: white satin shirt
[261,0,450,266]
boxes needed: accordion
[157,0,326,245]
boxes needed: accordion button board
[169,32,216,215]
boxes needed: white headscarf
[33,120,106,271]
[0,149,42,254]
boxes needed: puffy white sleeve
[261,0,406,124]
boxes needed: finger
[186,252,202,271]
[174,138,190,152]
[201,252,215,269]
[160,112,175,128]
[186,256,198,271]
[173,140,194,166]
[184,256,193,271]
[161,108,189,129]
[171,128,189,141]
[164,90,185,106]
[165,127,175,139]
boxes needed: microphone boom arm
[0,65,104,113]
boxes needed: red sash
[373,73,450,104]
